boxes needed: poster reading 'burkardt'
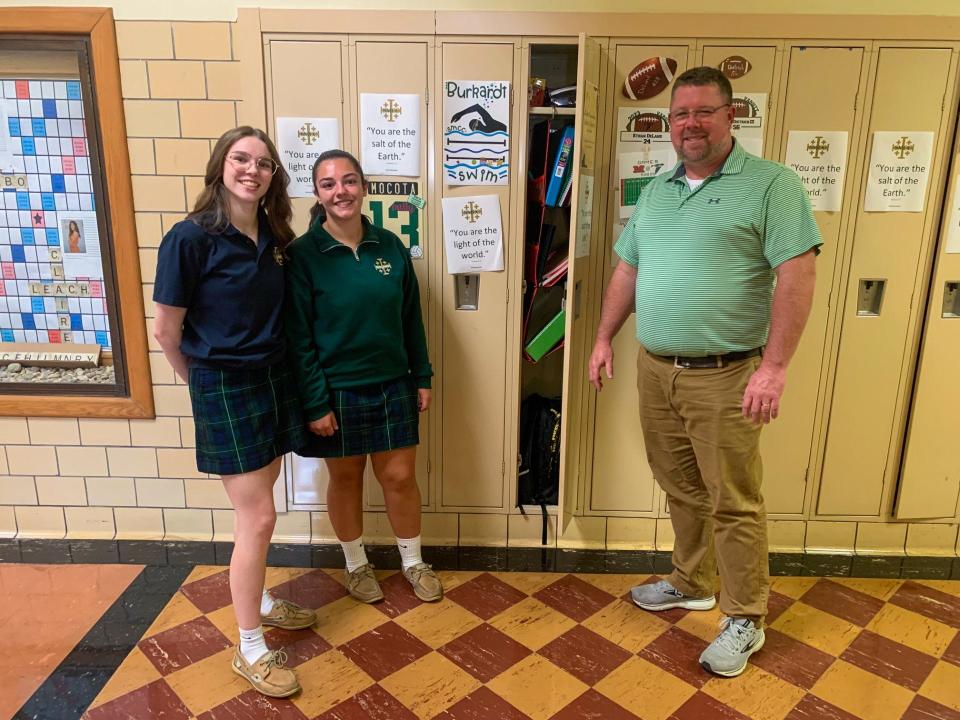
[443,80,510,186]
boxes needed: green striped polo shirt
[614,140,822,356]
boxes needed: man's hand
[417,388,431,412]
[742,362,786,424]
[588,340,614,391]
[309,411,339,437]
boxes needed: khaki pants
[637,349,769,624]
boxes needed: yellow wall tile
[79,419,132,447]
[310,512,336,544]
[135,212,163,249]
[123,100,180,138]
[179,100,236,139]
[161,213,187,234]
[154,138,211,176]
[108,448,158,478]
[86,477,137,507]
[127,138,155,174]
[147,60,206,99]
[459,513,508,546]
[906,524,959,556]
[164,508,213,541]
[136,477,184,507]
[15,506,65,538]
[421,513,459,546]
[148,353,176,387]
[158,448,205,479]
[56,446,109,477]
[0,506,16,538]
[606,517,656,550]
[115,507,164,539]
[769,520,806,553]
[173,22,231,61]
[36,476,86,506]
[0,419,29,444]
[0,448,6,475]
[855,522,907,555]
[205,61,242,100]
[116,21,173,60]
[0,476,37,505]
[557,515,606,550]
[7,446,58,476]
[508,512,556,547]
[130,417,182,447]
[28,417,80,445]
[139,248,158,284]
[184,176,206,208]
[358,512,394,544]
[153,385,192,416]
[806,521,857,553]
[212,509,234,541]
[119,60,149,98]
[65,507,115,539]
[275,511,311,543]
[132,175,186,213]
[184,479,230,508]
[656,518,675,551]
[145,318,161,352]
[180,418,196,448]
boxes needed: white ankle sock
[341,537,369,573]
[260,589,275,615]
[239,625,268,664]
[396,535,423,570]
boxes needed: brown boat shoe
[403,562,443,602]
[231,647,300,698]
[261,597,316,630]
[345,563,385,603]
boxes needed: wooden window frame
[0,8,153,418]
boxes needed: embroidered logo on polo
[374,258,392,275]
[272,247,286,266]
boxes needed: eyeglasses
[669,104,731,125]
[227,152,279,175]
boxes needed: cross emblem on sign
[297,123,320,145]
[461,201,483,223]
[891,136,914,159]
[374,258,392,275]
[806,136,830,160]
[380,99,402,122]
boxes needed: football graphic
[732,96,760,118]
[622,56,678,100]
[719,55,752,79]
[629,112,669,132]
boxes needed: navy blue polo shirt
[153,213,286,369]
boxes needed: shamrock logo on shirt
[374,258,392,276]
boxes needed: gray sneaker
[345,563,384,603]
[631,580,717,611]
[699,617,765,677]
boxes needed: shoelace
[264,648,289,670]
[407,562,433,580]
[350,564,376,585]
[713,618,753,654]
[653,580,683,597]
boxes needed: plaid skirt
[298,376,420,458]
[188,362,308,475]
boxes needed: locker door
[557,34,603,531]
[818,47,955,517]
[589,41,693,514]
[351,40,432,510]
[437,40,517,510]
[762,46,866,515]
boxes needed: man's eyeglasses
[227,152,279,176]
[669,104,731,125]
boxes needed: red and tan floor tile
[80,570,960,719]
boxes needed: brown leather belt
[649,347,762,369]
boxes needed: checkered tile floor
[82,568,960,719]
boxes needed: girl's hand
[308,411,338,436]
[417,389,431,412]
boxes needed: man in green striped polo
[588,66,820,678]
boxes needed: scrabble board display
[0,77,112,350]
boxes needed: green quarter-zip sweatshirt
[284,217,432,422]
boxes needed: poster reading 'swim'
[443,80,510,186]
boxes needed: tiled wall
[0,19,957,556]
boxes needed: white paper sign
[618,149,675,219]
[944,180,960,253]
[360,94,420,177]
[0,102,14,172]
[276,117,340,197]
[785,131,849,212]
[575,175,594,259]
[58,211,104,280]
[442,195,504,273]
[865,131,935,212]
[732,93,766,157]
[443,81,510,185]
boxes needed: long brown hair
[188,126,295,248]
[308,149,367,229]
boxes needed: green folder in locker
[525,309,566,362]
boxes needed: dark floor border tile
[0,539,957,579]
[12,564,191,720]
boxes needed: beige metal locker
[818,47,956,517]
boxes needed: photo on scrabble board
[443,80,510,186]
[58,210,103,280]
[360,93,421,177]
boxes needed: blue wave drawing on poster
[443,129,510,183]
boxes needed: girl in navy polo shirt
[153,126,310,699]
[285,150,442,605]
